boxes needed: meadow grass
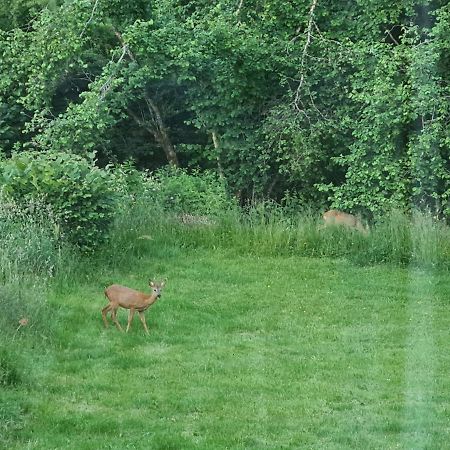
[2,246,450,449]
[1,200,450,449]
[119,200,450,269]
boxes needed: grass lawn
[2,248,450,449]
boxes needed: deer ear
[149,281,154,287]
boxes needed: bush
[0,151,118,252]
[144,167,235,217]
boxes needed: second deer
[102,280,165,334]
[322,209,369,234]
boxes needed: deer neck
[145,293,159,306]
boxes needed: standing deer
[322,209,369,234]
[102,280,165,334]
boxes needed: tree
[0,0,448,217]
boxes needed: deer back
[323,209,368,234]
[105,284,152,309]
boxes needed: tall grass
[0,197,78,447]
[0,198,77,338]
[352,210,450,268]
[0,201,57,282]
[103,194,450,270]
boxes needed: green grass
[2,247,450,449]
[111,201,450,269]
[1,197,450,448]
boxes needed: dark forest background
[1,0,449,217]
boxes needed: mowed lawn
[7,249,450,449]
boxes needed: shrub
[144,167,235,217]
[0,151,117,252]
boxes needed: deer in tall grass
[322,209,369,234]
[102,280,165,334]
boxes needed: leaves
[0,0,449,217]
[0,151,118,251]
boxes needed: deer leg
[101,305,111,328]
[138,311,150,334]
[111,307,124,332]
[126,307,135,333]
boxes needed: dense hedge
[0,151,117,251]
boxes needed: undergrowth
[102,194,450,270]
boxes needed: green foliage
[0,196,59,281]
[0,0,59,31]
[32,93,116,155]
[316,9,450,217]
[143,167,235,217]
[0,347,20,386]
[0,0,449,216]
[0,151,117,251]
[0,0,109,155]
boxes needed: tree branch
[99,44,129,99]
[235,0,244,16]
[211,130,224,178]
[293,0,319,112]
[385,27,400,46]
[113,30,179,166]
[80,0,99,38]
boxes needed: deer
[322,209,369,234]
[102,280,165,334]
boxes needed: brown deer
[102,280,165,334]
[322,209,369,234]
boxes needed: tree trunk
[211,130,224,178]
[115,29,179,167]
[154,127,179,167]
[143,96,179,166]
